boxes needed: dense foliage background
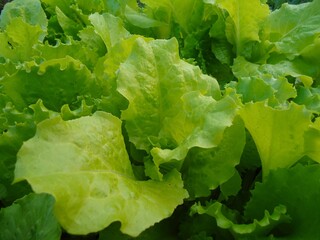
[0,0,319,239]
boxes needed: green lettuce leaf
[167,0,213,36]
[1,56,101,111]
[54,6,85,38]
[14,111,188,236]
[76,0,106,14]
[117,37,220,152]
[35,36,105,71]
[0,100,35,205]
[0,0,47,63]
[304,118,320,162]
[245,164,320,239]
[262,0,320,58]
[239,101,312,178]
[0,193,61,240]
[294,86,320,113]
[191,201,289,238]
[231,57,297,104]
[209,0,269,56]
[94,35,147,116]
[0,0,48,33]
[89,12,130,50]
[150,92,240,167]
[0,18,43,62]
[181,116,245,198]
[299,36,320,82]
[123,0,173,39]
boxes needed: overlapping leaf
[0,193,61,240]
[14,112,188,236]
[239,102,313,177]
[191,201,289,238]
[246,164,320,239]
[1,57,101,111]
[209,0,269,56]
[262,0,320,58]
[117,37,220,152]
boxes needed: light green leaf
[55,6,84,37]
[304,118,320,162]
[124,5,166,28]
[0,0,48,33]
[239,102,312,178]
[0,193,61,240]
[60,100,94,120]
[262,0,320,58]
[232,57,297,104]
[117,37,220,152]
[94,35,146,116]
[171,0,206,34]
[29,100,59,124]
[0,18,43,62]
[42,0,89,32]
[78,26,107,56]
[14,112,188,236]
[245,164,320,239]
[76,0,106,14]
[211,0,269,56]
[89,12,130,50]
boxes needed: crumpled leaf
[117,37,220,152]
[14,111,188,236]
[0,193,61,240]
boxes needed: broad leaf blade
[14,112,188,236]
[239,102,312,178]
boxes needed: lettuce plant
[1,0,320,239]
